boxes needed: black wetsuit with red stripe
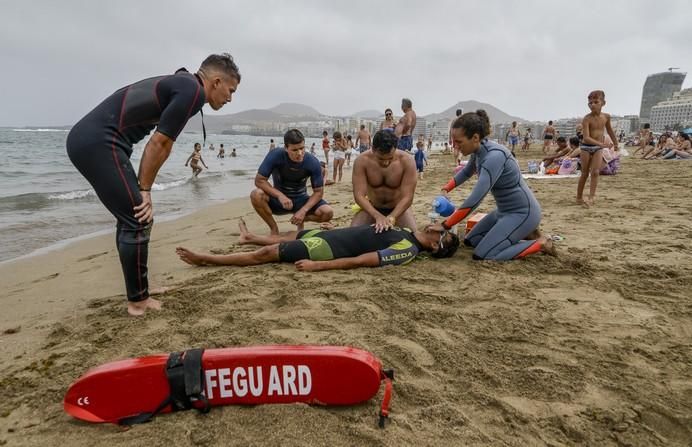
[66,69,205,302]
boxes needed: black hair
[643,123,650,129]
[451,110,491,139]
[402,98,412,109]
[679,132,690,141]
[569,136,580,146]
[194,143,201,149]
[360,124,365,129]
[200,53,241,82]
[346,135,352,140]
[456,108,463,117]
[333,131,342,140]
[384,108,393,115]
[431,231,460,259]
[372,130,398,153]
[283,129,304,146]
[270,139,274,142]
[323,130,328,136]
[556,136,566,144]
[548,120,553,125]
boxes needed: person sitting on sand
[351,129,418,231]
[643,134,675,160]
[185,143,208,177]
[176,218,460,271]
[542,136,571,169]
[659,132,692,159]
[251,129,334,235]
[440,110,555,260]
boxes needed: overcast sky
[1,0,689,126]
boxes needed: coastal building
[639,70,686,123]
[412,116,427,139]
[650,88,692,132]
[554,118,581,138]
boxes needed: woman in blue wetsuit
[440,110,555,260]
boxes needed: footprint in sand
[77,251,108,262]
[30,273,59,284]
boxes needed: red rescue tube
[64,345,390,424]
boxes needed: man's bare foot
[176,247,207,266]
[127,297,162,316]
[320,222,336,230]
[540,237,558,257]
[584,197,594,208]
[237,218,253,245]
[576,197,585,206]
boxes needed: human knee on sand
[66,52,241,316]
[351,130,418,232]
[176,218,459,271]
[440,110,555,261]
[250,129,334,236]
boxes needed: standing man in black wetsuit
[66,53,241,316]
[250,129,334,235]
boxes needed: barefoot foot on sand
[540,237,558,257]
[176,247,207,266]
[237,218,252,244]
[127,297,162,317]
[320,222,336,230]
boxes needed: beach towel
[522,173,580,180]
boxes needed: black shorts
[268,194,328,215]
[278,229,331,263]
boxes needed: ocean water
[0,129,328,263]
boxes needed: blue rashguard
[257,149,328,215]
[442,139,542,260]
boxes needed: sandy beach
[1,146,691,446]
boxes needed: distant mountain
[425,100,526,124]
[183,100,525,134]
[269,103,322,117]
[351,109,382,119]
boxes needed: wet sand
[1,146,691,446]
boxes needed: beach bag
[527,160,539,174]
[558,158,578,175]
[600,149,620,175]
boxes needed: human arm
[184,152,193,166]
[135,131,175,223]
[199,155,208,169]
[295,252,380,271]
[604,115,619,151]
[443,152,505,229]
[388,156,417,223]
[291,160,325,225]
[352,158,391,232]
[395,113,413,138]
[441,154,476,193]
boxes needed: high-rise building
[650,88,692,132]
[639,70,686,123]
[412,116,428,139]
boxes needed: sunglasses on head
[438,230,448,250]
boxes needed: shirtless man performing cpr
[351,130,417,231]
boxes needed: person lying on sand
[176,218,459,271]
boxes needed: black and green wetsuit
[279,225,423,266]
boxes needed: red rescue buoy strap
[378,369,394,428]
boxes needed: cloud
[0,0,688,126]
